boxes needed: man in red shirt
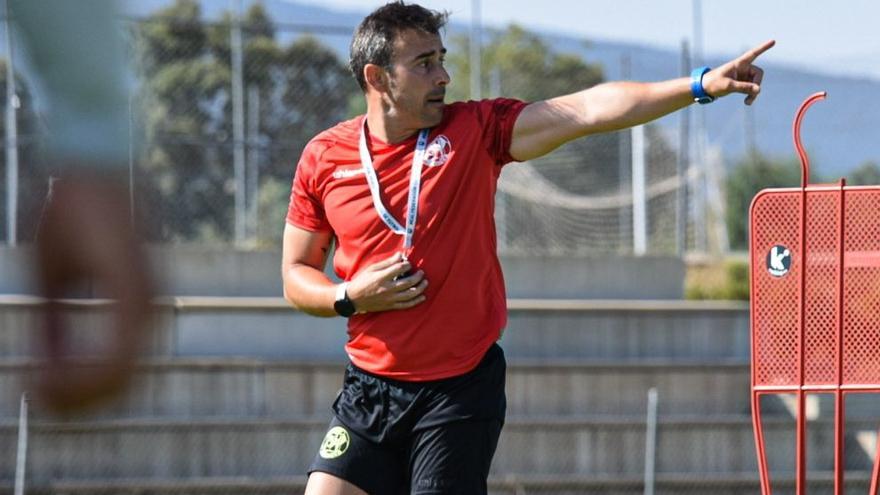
[283,2,773,493]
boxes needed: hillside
[123,0,880,177]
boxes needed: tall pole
[231,0,246,246]
[128,93,135,226]
[247,84,260,243]
[643,388,658,495]
[676,40,691,256]
[692,0,708,252]
[618,54,631,253]
[632,124,647,256]
[4,0,19,246]
[469,0,481,101]
[745,95,757,157]
[13,394,27,495]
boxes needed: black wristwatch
[333,282,357,317]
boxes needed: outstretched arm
[509,40,775,162]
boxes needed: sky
[286,0,880,81]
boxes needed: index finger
[741,39,775,62]
[379,259,412,280]
[369,252,403,271]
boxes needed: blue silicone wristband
[690,66,715,104]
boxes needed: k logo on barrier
[766,245,791,277]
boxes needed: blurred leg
[33,174,153,413]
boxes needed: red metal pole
[792,92,826,495]
[750,191,772,494]
[753,391,772,494]
[834,178,846,495]
[793,92,827,188]
[870,424,880,495]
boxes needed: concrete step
[0,247,684,299]
[0,359,758,420]
[497,416,879,476]
[501,299,748,360]
[1,417,877,482]
[1,473,875,495]
[0,297,749,360]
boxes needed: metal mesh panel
[843,190,880,386]
[751,190,802,387]
[752,187,880,387]
[803,191,840,386]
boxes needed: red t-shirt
[287,98,528,381]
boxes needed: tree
[724,153,818,250]
[447,24,603,104]
[135,0,228,241]
[848,161,880,185]
[134,0,357,243]
[447,25,679,254]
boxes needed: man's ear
[364,63,389,93]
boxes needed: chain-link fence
[0,2,808,495]
[0,0,731,255]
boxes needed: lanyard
[359,118,430,254]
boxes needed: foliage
[446,24,680,253]
[685,258,749,300]
[446,24,603,103]
[134,0,357,243]
[726,154,880,253]
[256,176,290,248]
[847,161,880,185]
[724,152,819,251]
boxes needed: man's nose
[436,66,450,87]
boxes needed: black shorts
[308,343,507,495]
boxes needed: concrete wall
[1,418,877,481]
[0,246,684,299]
[0,360,758,420]
[0,298,748,361]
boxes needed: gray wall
[0,247,683,299]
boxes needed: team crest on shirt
[424,135,452,167]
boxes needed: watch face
[696,95,715,105]
[334,298,356,317]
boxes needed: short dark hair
[349,1,448,91]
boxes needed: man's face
[384,29,449,129]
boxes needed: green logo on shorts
[319,426,351,459]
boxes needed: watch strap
[334,282,356,317]
[335,282,349,303]
[690,66,715,104]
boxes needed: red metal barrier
[750,92,880,494]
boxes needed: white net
[495,126,706,256]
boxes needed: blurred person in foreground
[10,0,154,413]
[281,2,773,493]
